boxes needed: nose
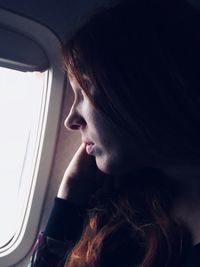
[64,106,85,131]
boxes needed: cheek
[91,118,116,146]
[88,112,140,173]
[95,139,143,175]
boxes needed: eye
[84,79,92,88]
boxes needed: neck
[162,164,200,245]
[162,164,200,196]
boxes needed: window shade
[0,27,49,72]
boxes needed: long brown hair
[64,169,189,267]
[63,0,200,266]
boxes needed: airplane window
[0,66,48,248]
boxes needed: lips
[85,143,95,154]
[82,139,95,155]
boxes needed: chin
[96,161,110,174]
[95,155,112,174]
[95,155,124,175]
[95,153,143,176]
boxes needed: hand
[57,143,105,207]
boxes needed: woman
[29,0,200,266]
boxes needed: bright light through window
[0,67,47,248]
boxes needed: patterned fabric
[28,232,74,267]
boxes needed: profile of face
[64,75,152,175]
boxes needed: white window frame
[0,9,65,267]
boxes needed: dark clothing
[28,198,85,267]
[182,243,200,267]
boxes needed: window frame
[0,8,65,267]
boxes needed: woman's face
[64,75,151,175]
